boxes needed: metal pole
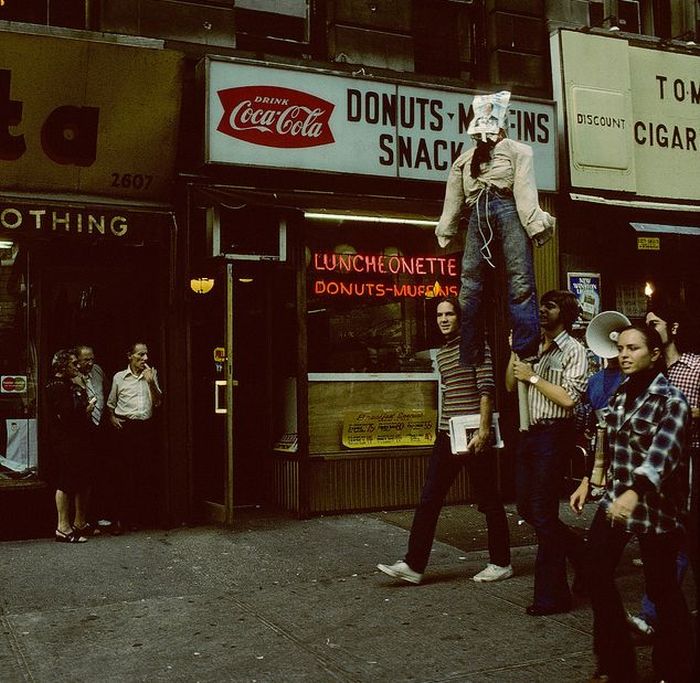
[225,262,234,524]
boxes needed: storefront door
[191,261,275,522]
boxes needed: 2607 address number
[111,173,154,190]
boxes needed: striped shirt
[601,372,689,534]
[84,363,106,426]
[529,330,588,423]
[667,352,699,450]
[436,337,495,432]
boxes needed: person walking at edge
[377,296,512,585]
[585,324,692,683]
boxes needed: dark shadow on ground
[371,499,598,554]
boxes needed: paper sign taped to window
[342,409,436,449]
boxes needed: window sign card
[342,409,436,448]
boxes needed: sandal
[55,529,87,543]
[74,523,100,537]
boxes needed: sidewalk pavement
[1,501,690,683]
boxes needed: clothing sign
[554,30,700,201]
[0,32,183,200]
[205,59,557,190]
[0,202,171,244]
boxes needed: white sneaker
[626,612,654,636]
[472,563,513,582]
[377,560,423,584]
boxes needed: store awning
[570,192,700,213]
[0,190,174,214]
[192,185,443,224]
[630,222,700,236]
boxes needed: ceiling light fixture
[304,211,437,227]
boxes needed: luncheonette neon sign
[311,252,459,298]
[313,252,458,276]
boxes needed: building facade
[0,1,697,535]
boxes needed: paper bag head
[468,91,510,142]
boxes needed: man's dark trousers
[406,431,510,573]
[114,417,156,527]
[516,419,584,609]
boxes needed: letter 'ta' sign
[0,69,99,166]
[216,85,335,148]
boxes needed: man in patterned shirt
[377,296,512,585]
[507,289,588,615]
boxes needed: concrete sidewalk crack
[229,595,369,683]
[1,608,35,682]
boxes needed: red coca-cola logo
[217,86,335,148]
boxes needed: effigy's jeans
[459,191,540,366]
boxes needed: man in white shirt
[107,342,162,531]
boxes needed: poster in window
[567,272,601,327]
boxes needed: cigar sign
[553,30,700,201]
[204,58,557,189]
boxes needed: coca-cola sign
[217,85,335,148]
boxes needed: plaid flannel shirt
[668,352,700,450]
[601,372,690,534]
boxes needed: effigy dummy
[435,91,555,367]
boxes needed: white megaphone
[586,311,632,358]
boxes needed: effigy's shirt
[435,138,555,246]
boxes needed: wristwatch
[529,375,540,386]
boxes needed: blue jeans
[459,191,540,365]
[406,431,511,573]
[516,420,585,609]
[587,507,692,683]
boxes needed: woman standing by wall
[587,325,693,683]
[46,349,95,543]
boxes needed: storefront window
[305,218,460,373]
[304,217,460,455]
[0,240,37,482]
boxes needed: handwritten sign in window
[342,409,436,449]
